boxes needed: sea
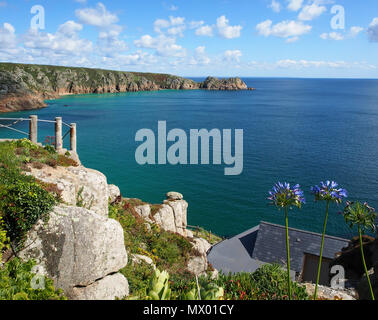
[1,77,378,239]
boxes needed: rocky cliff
[0,63,253,113]
[18,158,214,300]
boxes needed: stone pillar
[70,123,77,153]
[29,115,38,144]
[55,117,63,151]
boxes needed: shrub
[43,144,56,154]
[0,180,56,243]
[217,264,309,300]
[120,260,154,298]
[0,218,9,262]
[0,258,66,300]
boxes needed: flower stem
[314,200,330,300]
[285,206,292,300]
[359,226,375,300]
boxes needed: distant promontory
[0,63,254,113]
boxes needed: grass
[3,139,79,170]
[187,226,223,245]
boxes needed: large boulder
[187,256,208,276]
[70,273,129,300]
[191,237,212,256]
[164,199,188,236]
[153,204,176,233]
[27,165,110,217]
[19,205,128,300]
[108,184,121,204]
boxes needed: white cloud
[0,22,18,54]
[154,16,186,37]
[134,34,186,57]
[223,50,242,63]
[298,3,327,21]
[57,20,83,37]
[74,0,87,3]
[75,2,118,27]
[189,46,211,65]
[23,21,93,56]
[368,18,378,42]
[216,16,242,39]
[256,19,312,39]
[320,32,343,40]
[287,0,303,11]
[189,21,204,29]
[269,0,282,13]
[320,27,364,41]
[275,59,376,70]
[349,26,364,38]
[169,5,179,11]
[195,25,214,37]
[97,26,128,57]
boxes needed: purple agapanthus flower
[311,181,347,204]
[268,182,305,208]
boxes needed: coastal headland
[0,63,254,113]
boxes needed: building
[207,221,350,285]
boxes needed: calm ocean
[2,78,378,238]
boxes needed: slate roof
[207,221,350,274]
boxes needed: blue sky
[0,0,377,78]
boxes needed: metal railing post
[55,117,63,151]
[29,115,38,144]
[70,123,77,153]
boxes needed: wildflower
[311,180,347,300]
[342,201,377,300]
[268,182,305,208]
[267,182,305,300]
[311,181,347,204]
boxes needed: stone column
[29,115,38,144]
[70,123,77,153]
[55,117,63,151]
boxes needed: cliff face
[19,158,213,299]
[0,63,253,113]
[0,63,198,113]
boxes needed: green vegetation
[0,258,66,300]
[217,264,308,300]
[187,226,223,245]
[110,199,197,276]
[0,139,77,245]
[0,217,9,262]
[0,139,68,300]
[0,180,55,244]
[109,198,310,300]
[0,62,185,92]
[343,201,377,300]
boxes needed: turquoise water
[1,78,378,238]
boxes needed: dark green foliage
[217,264,309,300]
[0,141,64,245]
[44,144,56,154]
[120,261,154,298]
[0,258,66,300]
[0,180,56,243]
[343,201,377,234]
